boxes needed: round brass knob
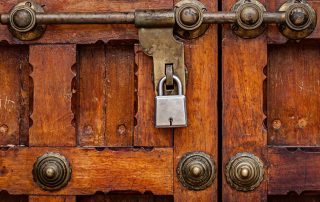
[174,0,209,40]
[33,153,72,192]
[8,1,46,41]
[226,153,264,192]
[177,151,216,191]
[278,1,316,40]
[232,0,266,39]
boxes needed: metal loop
[158,75,183,96]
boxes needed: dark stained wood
[268,147,320,195]
[29,45,76,146]
[134,45,172,147]
[268,42,320,146]
[0,46,28,146]
[0,192,27,202]
[78,44,106,146]
[105,45,135,147]
[0,0,173,45]
[269,195,320,202]
[0,147,173,195]
[29,196,76,202]
[173,0,218,201]
[78,193,173,202]
[222,1,267,201]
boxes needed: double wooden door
[1,0,320,201]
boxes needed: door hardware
[1,0,316,40]
[226,153,264,192]
[177,152,216,190]
[155,75,187,128]
[33,153,72,192]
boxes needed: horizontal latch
[0,0,317,41]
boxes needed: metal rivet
[0,125,9,135]
[83,125,93,136]
[180,7,200,26]
[177,151,216,191]
[272,120,282,130]
[240,6,260,26]
[33,153,72,192]
[298,118,307,129]
[117,124,127,135]
[226,153,264,192]
[289,7,309,26]
[12,9,33,29]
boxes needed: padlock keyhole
[169,117,173,126]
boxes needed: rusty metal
[226,153,264,192]
[278,0,316,40]
[177,152,216,190]
[33,153,72,192]
[1,0,317,40]
[139,28,186,95]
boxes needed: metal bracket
[139,28,186,95]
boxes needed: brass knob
[226,153,264,192]
[232,0,266,39]
[174,0,209,40]
[177,151,216,190]
[278,0,316,40]
[33,153,72,191]
[8,1,46,41]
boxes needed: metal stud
[226,153,264,192]
[33,153,72,191]
[8,1,46,41]
[177,151,216,190]
[278,0,316,40]
[231,0,266,39]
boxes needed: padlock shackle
[158,75,183,96]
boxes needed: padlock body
[155,95,187,128]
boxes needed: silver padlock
[155,75,187,128]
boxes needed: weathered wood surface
[0,147,173,195]
[78,44,135,147]
[78,193,173,202]
[29,196,76,202]
[222,1,267,201]
[0,0,173,44]
[267,42,320,146]
[173,0,218,201]
[0,46,29,146]
[29,45,76,146]
[268,147,320,195]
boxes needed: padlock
[155,75,187,128]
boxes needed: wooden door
[222,0,320,201]
[0,0,217,202]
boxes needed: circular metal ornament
[8,1,46,41]
[278,0,316,40]
[226,153,264,192]
[33,153,72,192]
[177,151,216,190]
[231,0,266,39]
[174,0,209,40]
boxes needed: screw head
[289,7,309,27]
[12,9,33,29]
[180,7,200,26]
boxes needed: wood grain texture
[0,0,172,44]
[173,0,218,201]
[222,1,267,201]
[269,195,320,202]
[268,42,320,146]
[134,45,172,147]
[0,147,173,195]
[78,44,106,146]
[105,45,135,147]
[0,192,27,202]
[0,46,28,146]
[267,1,320,44]
[268,147,320,195]
[78,193,173,202]
[29,45,76,146]
[29,196,76,202]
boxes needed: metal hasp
[177,152,216,190]
[226,153,264,192]
[155,75,187,128]
[33,153,72,192]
